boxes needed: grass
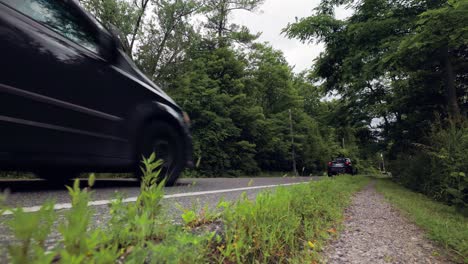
[215,175,369,263]
[1,156,369,263]
[375,179,468,263]
[0,171,36,179]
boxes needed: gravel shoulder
[323,181,452,264]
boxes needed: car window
[1,0,100,53]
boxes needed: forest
[80,0,467,207]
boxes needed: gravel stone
[323,181,452,264]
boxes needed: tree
[135,0,203,84]
[80,0,140,53]
[79,0,382,178]
[395,0,468,120]
[285,0,467,201]
[203,0,264,46]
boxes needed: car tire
[137,121,185,186]
[35,170,78,185]
[328,172,333,177]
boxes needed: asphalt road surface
[0,176,318,259]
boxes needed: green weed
[3,155,210,263]
[213,176,370,263]
[3,157,369,263]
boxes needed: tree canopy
[81,0,466,206]
[285,0,467,206]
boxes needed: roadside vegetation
[376,179,468,263]
[6,0,465,211]
[0,172,35,179]
[284,0,467,209]
[78,0,383,179]
[77,0,467,210]
[1,156,369,263]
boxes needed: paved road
[0,176,318,258]
[0,177,317,208]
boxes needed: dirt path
[323,181,452,264]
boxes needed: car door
[0,0,130,166]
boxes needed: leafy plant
[4,164,369,263]
[7,201,56,264]
[213,176,370,263]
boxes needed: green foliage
[396,0,468,61]
[203,0,264,46]
[285,0,467,208]
[4,153,371,263]
[76,0,381,178]
[60,178,93,257]
[390,121,468,210]
[178,200,223,229]
[80,0,140,51]
[376,179,468,263]
[7,202,56,264]
[166,40,366,176]
[3,157,212,263]
[214,176,370,263]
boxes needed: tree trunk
[442,46,461,120]
[130,0,151,53]
[151,30,171,78]
[217,0,227,47]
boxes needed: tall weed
[3,157,369,263]
[390,120,467,211]
[214,176,369,263]
[3,154,209,263]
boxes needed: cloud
[232,0,352,73]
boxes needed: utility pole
[289,109,298,176]
[342,137,345,149]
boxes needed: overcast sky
[232,0,352,73]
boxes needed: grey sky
[232,0,352,73]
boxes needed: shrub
[389,120,468,211]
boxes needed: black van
[0,0,192,185]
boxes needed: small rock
[322,182,452,264]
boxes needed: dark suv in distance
[327,158,356,176]
[0,0,192,185]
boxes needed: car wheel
[137,121,185,186]
[328,172,333,177]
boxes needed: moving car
[327,158,356,176]
[0,0,192,185]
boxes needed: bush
[389,120,468,211]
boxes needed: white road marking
[2,181,308,215]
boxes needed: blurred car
[0,0,192,185]
[327,158,356,176]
